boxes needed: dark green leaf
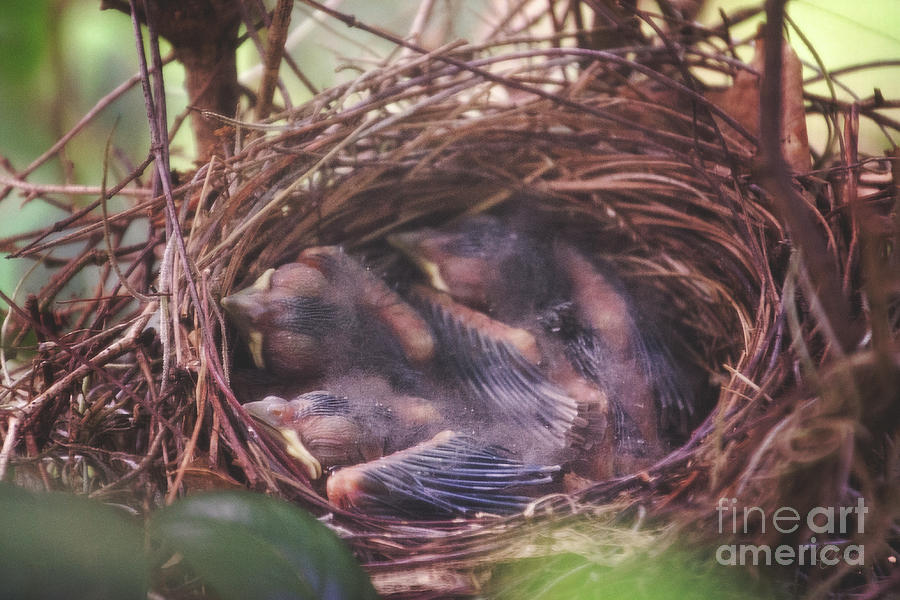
[150,490,378,600]
[0,482,149,600]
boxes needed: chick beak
[387,230,452,294]
[222,269,279,370]
[243,396,293,426]
[221,289,268,369]
[221,287,265,322]
[244,397,323,481]
[280,429,324,481]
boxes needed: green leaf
[0,482,149,600]
[487,548,780,600]
[149,490,378,600]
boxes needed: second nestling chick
[245,392,378,480]
[388,214,558,320]
[221,247,434,385]
[410,284,591,466]
[244,379,444,481]
[547,244,695,458]
[245,385,561,516]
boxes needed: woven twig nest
[2,5,898,598]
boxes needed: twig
[0,176,151,199]
[256,0,293,120]
[0,415,19,481]
[15,301,157,418]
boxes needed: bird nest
[2,4,899,598]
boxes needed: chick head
[221,263,348,377]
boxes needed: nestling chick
[411,284,580,461]
[246,382,562,517]
[298,246,434,364]
[388,214,557,318]
[221,247,434,384]
[392,215,692,472]
[244,379,444,481]
[548,244,694,456]
[245,392,377,480]
[221,263,337,377]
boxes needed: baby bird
[546,244,694,448]
[245,392,378,480]
[410,284,583,463]
[221,247,434,385]
[391,215,692,473]
[388,214,557,319]
[245,385,560,517]
[244,377,443,480]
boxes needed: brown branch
[255,0,293,121]
[760,0,861,354]
[106,0,242,160]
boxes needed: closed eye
[273,296,340,337]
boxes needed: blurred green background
[1,0,898,314]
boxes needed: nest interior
[1,3,899,598]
